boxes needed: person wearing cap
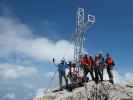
[57,60,68,90]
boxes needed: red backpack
[107,57,113,65]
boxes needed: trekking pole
[46,58,58,90]
[114,66,131,83]
[47,70,57,89]
[115,66,124,76]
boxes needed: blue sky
[0,0,133,100]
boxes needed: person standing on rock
[57,59,68,90]
[80,54,95,81]
[105,53,115,84]
[99,53,105,80]
[94,54,103,83]
[89,55,95,81]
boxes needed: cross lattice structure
[72,8,96,63]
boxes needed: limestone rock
[33,81,133,100]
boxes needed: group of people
[56,53,115,90]
[80,53,115,84]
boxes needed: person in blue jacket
[57,59,68,90]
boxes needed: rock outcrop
[33,81,133,100]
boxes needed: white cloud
[4,92,16,100]
[0,17,74,62]
[0,15,74,100]
[17,38,74,62]
[112,70,133,84]
[125,72,133,83]
[0,63,38,80]
[102,69,133,84]
[0,17,32,58]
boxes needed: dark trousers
[83,65,95,81]
[107,66,113,82]
[94,67,103,82]
[59,71,68,89]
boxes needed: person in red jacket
[105,53,115,84]
[80,54,95,81]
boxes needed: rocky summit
[33,81,133,100]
